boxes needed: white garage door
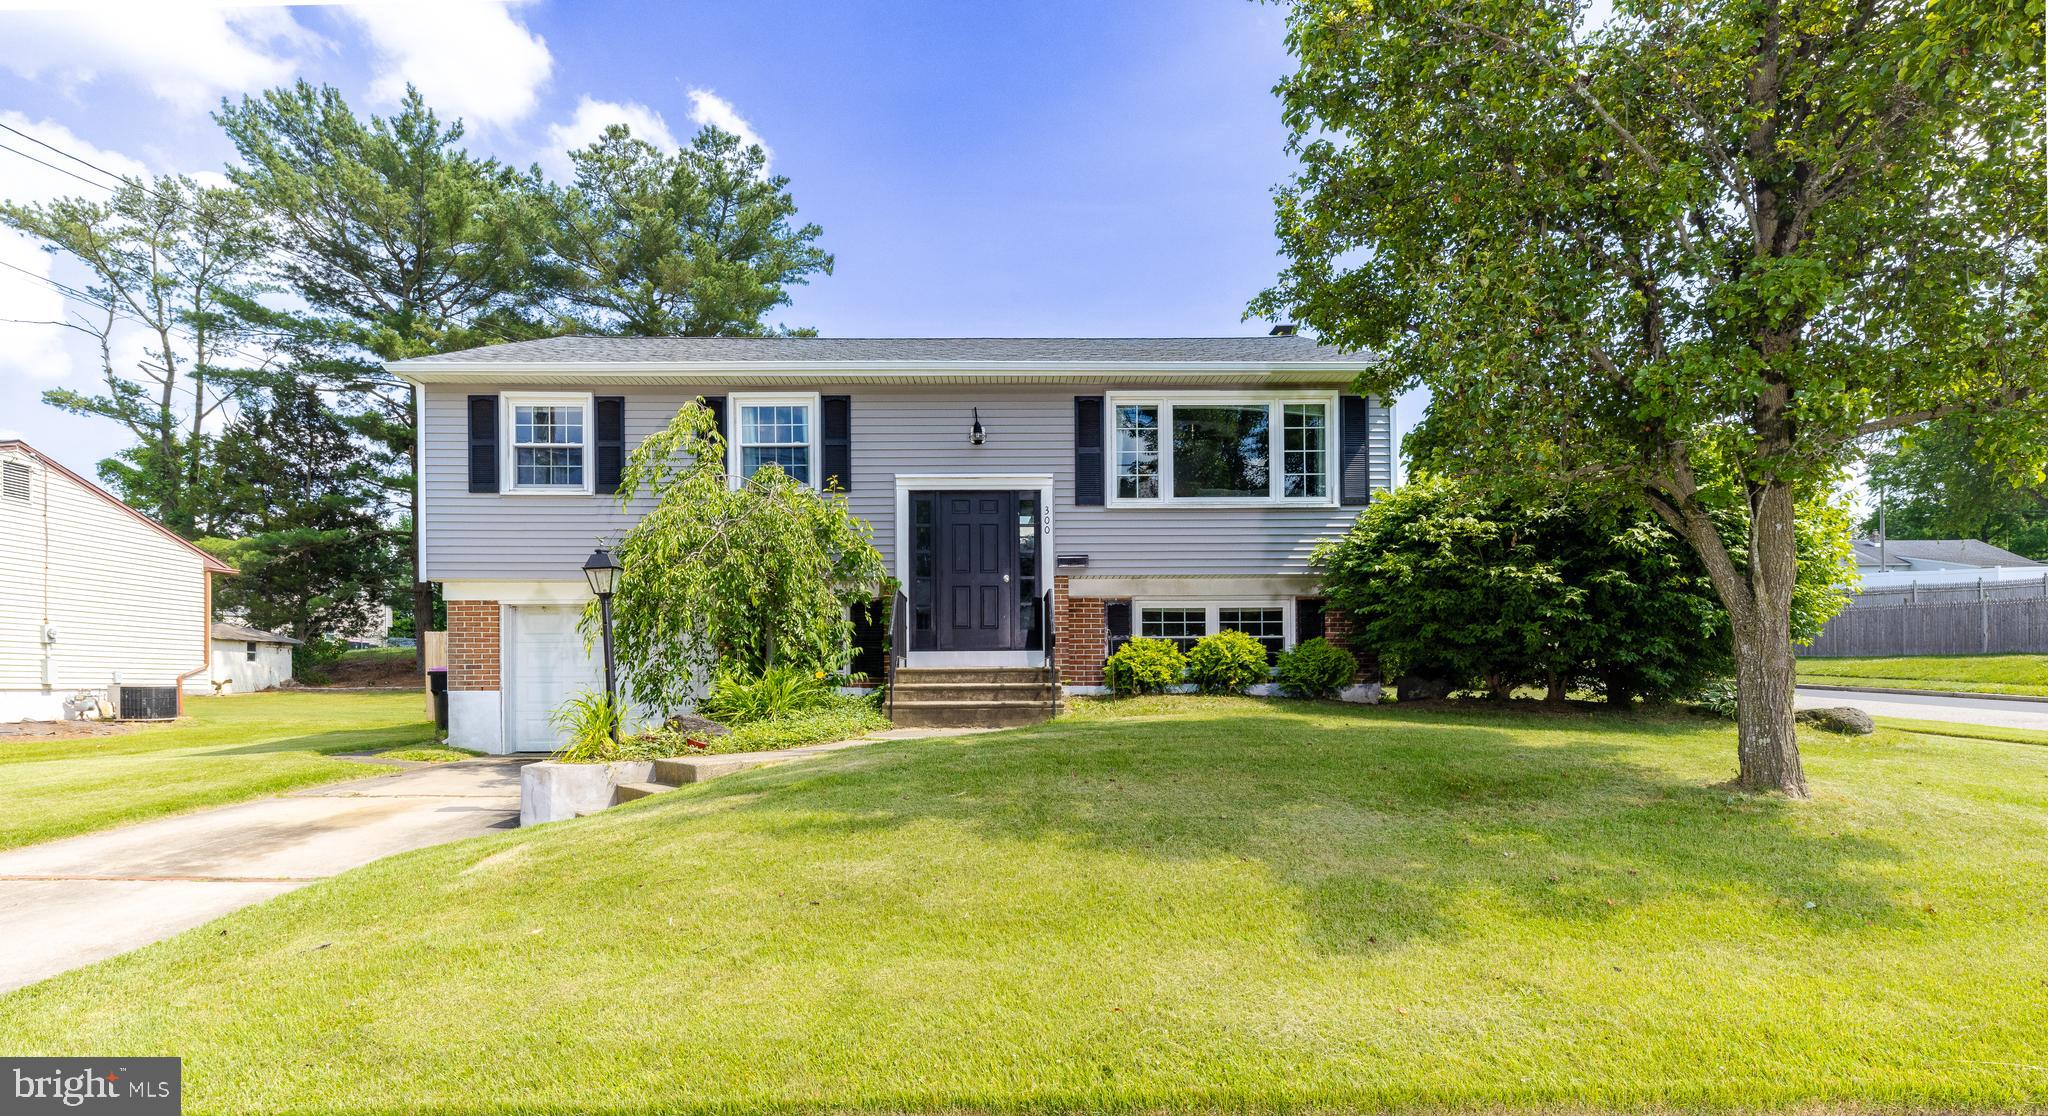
[506,605,603,752]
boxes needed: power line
[0,121,196,217]
[0,124,531,352]
[0,120,135,188]
[0,141,119,195]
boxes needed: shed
[187,623,301,696]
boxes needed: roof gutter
[386,360,1382,388]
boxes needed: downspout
[39,457,52,690]
[175,572,213,717]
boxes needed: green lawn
[1798,653,2048,697]
[3,697,2045,1113]
[0,691,436,851]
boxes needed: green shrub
[1275,637,1358,699]
[709,694,889,753]
[549,690,634,762]
[291,636,347,683]
[1103,638,1186,696]
[636,693,888,757]
[1186,630,1271,694]
[700,664,835,725]
[1687,677,1739,719]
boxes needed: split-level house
[391,334,1393,753]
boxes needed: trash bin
[428,668,449,732]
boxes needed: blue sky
[0,0,1422,481]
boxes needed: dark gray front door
[935,490,1019,651]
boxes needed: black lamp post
[582,547,624,742]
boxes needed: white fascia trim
[1065,575,1321,598]
[414,381,427,579]
[389,359,1378,379]
[442,579,593,605]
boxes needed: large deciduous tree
[542,124,833,336]
[1,176,270,534]
[1865,415,2048,561]
[216,81,551,660]
[1255,0,2045,795]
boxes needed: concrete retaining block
[519,761,655,826]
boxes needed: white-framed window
[503,392,592,493]
[728,392,820,488]
[1139,606,1206,653]
[1138,601,1293,663]
[1106,392,1337,507]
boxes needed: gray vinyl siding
[421,384,1394,582]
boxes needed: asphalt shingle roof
[395,335,1366,365]
[213,622,302,645]
[1850,538,2041,569]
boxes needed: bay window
[1108,394,1335,505]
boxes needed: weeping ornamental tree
[1255,0,2045,795]
[600,402,887,715]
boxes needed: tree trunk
[1649,472,1808,797]
[1729,483,1807,797]
[1545,672,1567,703]
[1731,609,1804,796]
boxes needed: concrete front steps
[889,666,1061,729]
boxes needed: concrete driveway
[1796,687,2048,732]
[0,758,525,994]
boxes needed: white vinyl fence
[1805,573,2048,657]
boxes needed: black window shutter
[821,395,851,491]
[1074,396,1105,506]
[1104,599,1132,656]
[1296,598,1326,643]
[1339,395,1371,506]
[847,598,887,680]
[594,396,625,494]
[467,394,498,493]
[703,395,728,442]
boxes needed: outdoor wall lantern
[970,408,987,445]
[582,547,624,742]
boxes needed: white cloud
[0,5,317,113]
[0,113,151,385]
[541,95,679,179]
[345,1,553,129]
[687,89,772,167]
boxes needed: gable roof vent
[2,460,30,502]
[1268,323,1298,336]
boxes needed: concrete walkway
[0,758,526,994]
[1795,687,2048,733]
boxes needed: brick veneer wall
[1320,605,1378,682]
[446,600,501,691]
[1052,576,1113,686]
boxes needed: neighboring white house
[0,440,234,722]
[1851,537,2045,590]
[184,622,299,696]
